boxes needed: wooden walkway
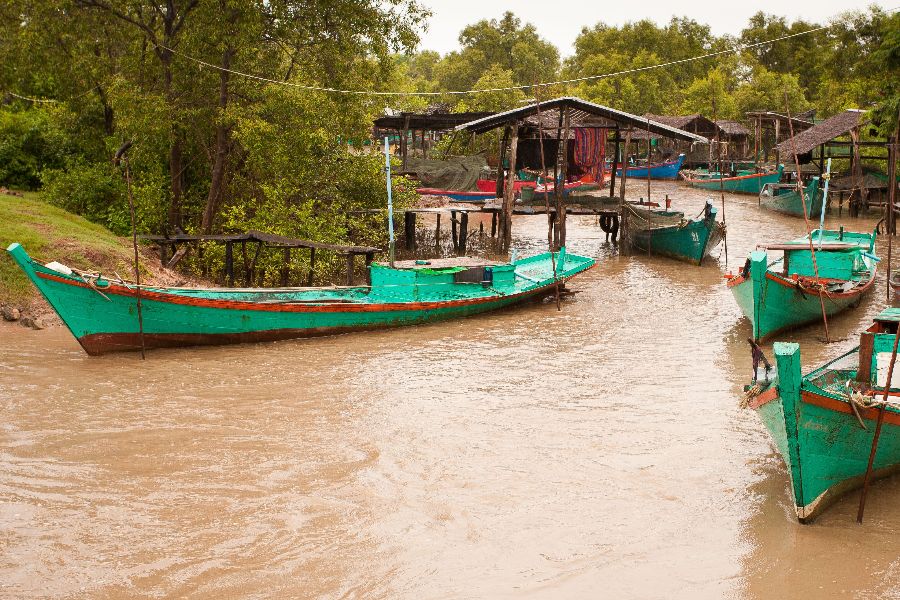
[140,230,379,286]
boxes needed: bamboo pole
[113,142,145,359]
[784,92,829,342]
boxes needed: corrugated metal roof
[454,97,707,143]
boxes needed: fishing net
[405,155,489,191]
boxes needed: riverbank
[0,190,190,328]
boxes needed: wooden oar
[856,325,898,523]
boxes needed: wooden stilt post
[307,247,315,286]
[619,130,631,202]
[557,107,571,247]
[502,123,519,251]
[435,213,441,249]
[459,212,469,256]
[490,211,497,237]
[609,128,620,198]
[451,209,459,252]
[225,241,234,286]
[346,253,354,286]
[496,127,509,199]
[281,247,291,286]
[404,211,416,251]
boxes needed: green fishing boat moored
[759,177,822,218]
[7,243,595,355]
[746,310,900,522]
[624,201,725,265]
[683,164,784,194]
[726,227,877,341]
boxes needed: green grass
[1,191,141,306]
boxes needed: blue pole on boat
[818,158,831,250]
[384,136,395,267]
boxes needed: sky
[416,0,896,57]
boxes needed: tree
[432,12,559,94]
[733,67,810,116]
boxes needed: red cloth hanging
[573,128,607,185]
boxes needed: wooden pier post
[281,247,291,286]
[451,209,459,252]
[404,211,417,250]
[435,213,441,249]
[225,241,234,286]
[346,254,355,286]
[307,247,316,286]
[458,212,469,256]
[502,123,519,250]
[556,107,571,247]
[609,128,620,198]
[490,212,497,237]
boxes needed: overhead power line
[5,5,898,102]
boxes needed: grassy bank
[0,191,163,311]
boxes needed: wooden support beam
[404,211,417,251]
[346,253,355,286]
[365,251,374,286]
[502,124,519,250]
[490,211,497,237]
[307,247,316,286]
[496,127,509,198]
[281,247,291,286]
[458,212,469,256]
[557,107,571,248]
[435,213,441,249]
[451,209,459,252]
[225,241,234,286]
[609,128,620,197]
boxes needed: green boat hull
[727,228,877,340]
[625,202,725,265]
[7,243,594,355]
[759,177,822,218]
[685,165,784,194]
[750,340,900,522]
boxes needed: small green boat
[759,177,823,218]
[7,243,595,355]
[623,201,725,265]
[683,165,784,194]
[746,311,900,522]
[726,227,878,341]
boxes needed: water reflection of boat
[745,309,900,522]
[7,243,595,355]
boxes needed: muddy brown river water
[1,180,899,599]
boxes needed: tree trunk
[201,46,234,234]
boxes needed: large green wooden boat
[7,243,594,355]
[747,311,900,522]
[623,201,725,265]
[759,177,822,218]
[726,227,877,341]
[683,165,784,194]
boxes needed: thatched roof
[455,98,708,142]
[776,109,867,156]
[715,120,750,136]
